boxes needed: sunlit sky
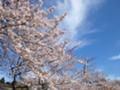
[42,0,120,79]
[0,0,120,81]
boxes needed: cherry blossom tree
[1,1,118,90]
[0,0,77,89]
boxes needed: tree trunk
[12,81,16,90]
[12,75,16,90]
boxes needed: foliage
[0,77,5,84]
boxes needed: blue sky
[0,0,120,80]
[78,0,120,79]
[77,0,120,78]
[42,0,120,79]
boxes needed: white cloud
[110,54,120,60]
[107,75,120,80]
[66,39,91,50]
[56,0,104,40]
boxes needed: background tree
[0,77,5,84]
[0,53,30,90]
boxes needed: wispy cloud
[110,54,120,60]
[107,75,120,80]
[56,0,104,40]
[66,39,91,50]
